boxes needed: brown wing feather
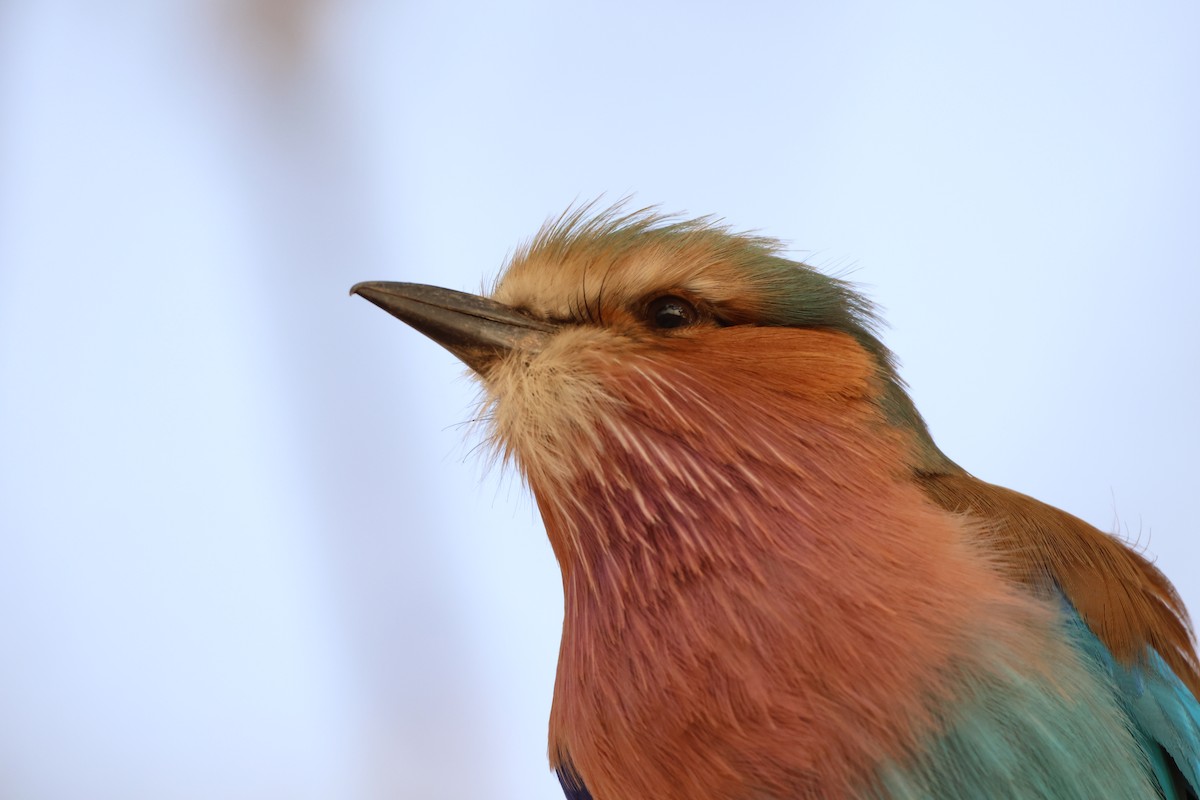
[918,472,1200,699]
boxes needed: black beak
[351,282,558,374]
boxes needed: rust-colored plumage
[531,328,1078,797]
[354,205,1199,799]
[920,473,1200,699]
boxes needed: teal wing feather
[1065,601,1200,799]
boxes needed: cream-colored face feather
[480,324,625,487]
[493,241,753,326]
[478,209,777,489]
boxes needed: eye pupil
[648,295,697,329]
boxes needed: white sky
[1,2,1197,798]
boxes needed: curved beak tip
[349,281,374,298]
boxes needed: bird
[352,204,1200,799]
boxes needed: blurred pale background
[0,1,1196,798]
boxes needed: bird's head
[354,205,954,594]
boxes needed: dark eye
[647,295,698,330]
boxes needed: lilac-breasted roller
[353,206,1200,799]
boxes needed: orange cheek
[625,326,884,426]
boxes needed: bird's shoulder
[919,470,1200,798]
